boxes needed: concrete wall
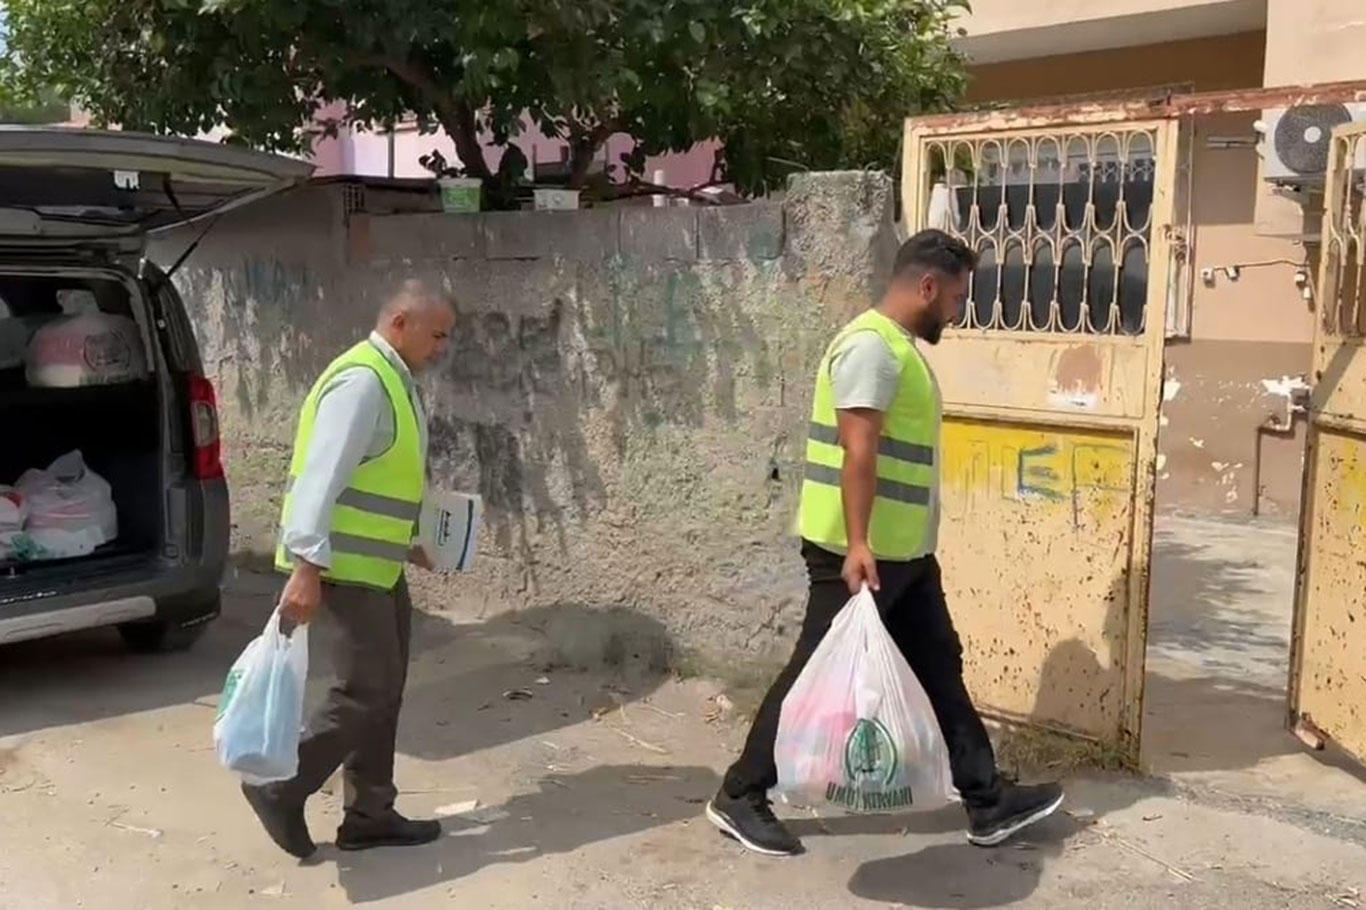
[151,174,897,660]
[965,34,1314,521]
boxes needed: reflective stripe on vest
[284,477,423,523]
[273,339,424,590]
[797,309,938,561]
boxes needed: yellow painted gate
[902,114,1181,759]
[1289,121,1366,763]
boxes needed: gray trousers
[275,575,413,820]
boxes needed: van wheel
[118,620,208,654]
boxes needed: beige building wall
[1263,0,1366,86]
[963,30,1318,519]
[1253,1,1366,251]
[966,31,1266,101]
[955,0,1267,63]
[963,0,1245,30]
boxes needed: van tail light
[188,373,224,480]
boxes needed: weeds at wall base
[990,721,1135,777]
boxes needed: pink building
[309,101,721,189]
[62,100,722,190]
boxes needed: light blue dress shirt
[281,332,428,569]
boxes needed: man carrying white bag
[706,230,1063,857]
[225,281,456,860]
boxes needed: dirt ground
[2,526,1366,909]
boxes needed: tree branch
[602,177,739,206]
[567,118,618,189]
[374,56,492,181]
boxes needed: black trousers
[273,576,414,821]
[722,543,1002,809]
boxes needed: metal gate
[1289,121,1366,763]
[902,113,1181,758]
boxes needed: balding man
[241,280,455,859]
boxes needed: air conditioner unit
[1259,103,1366,185]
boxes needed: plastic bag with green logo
[212,609,309,784]
[774,584,955,813]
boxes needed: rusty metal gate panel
[901,114,1180,758]
[1289,122,1366,764]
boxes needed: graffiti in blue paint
[581,267,710,389]
[1018,442,1133,529]
[1018,445,1066,501]
[945,424,1133,532]
[229,255,314,310]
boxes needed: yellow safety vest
[797,309,938,561]
[274,340,424,590]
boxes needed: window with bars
[341,182,367,217]
[923,130,1159,336]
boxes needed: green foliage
[0,0,968,197]
[0,84,70,125]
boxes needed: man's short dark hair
[891,229,978,282]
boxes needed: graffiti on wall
[582,269,707,385]
[941,419,1134,532]
[427,415,525,514]
[178,254,316,320]
[446,301,566,395]
[441,267,718,402]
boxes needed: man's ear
[919,271,937,300]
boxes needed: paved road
[0,562,1362,908]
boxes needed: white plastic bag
[213,610,310,785]
[25,311,148,388]
[0,314,57,371]
[775,585,956,813]
[14,450,117,558]
[0,486,26,534]
[0,486,28,559]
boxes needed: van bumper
[0,560,223,646]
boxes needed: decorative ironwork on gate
[903,111,1181,760]
[1320,130,1366,338]
[924,129,1159,336]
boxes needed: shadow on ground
[845,811,1082,909]
[837,515,1366,908]
[1146,522,1290,678]
[0,569,675,770]
[0,569,283,739]
[329,763,719,904]
[1142,520,1310,776]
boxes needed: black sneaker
[336,810,442,851]
[705,789,802,857]
[967,781,1065,847]
[241,783,317,859]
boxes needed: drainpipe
[1252,382,1310,517]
